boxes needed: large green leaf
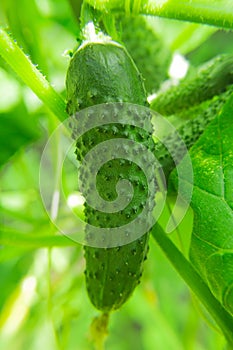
[172,92,233,315]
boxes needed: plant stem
[0,229,78,248]
[0,28,67,122]
[151,223,233,346]
[67,0,83,22]
[86,0,233,30]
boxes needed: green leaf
[170,22,216,55]
[0,102,40,168]
[151,223,233,345]
[172,91,233,315]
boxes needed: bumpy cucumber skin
[66,42,147,115]
[151,54,233,116]
[155,84,233,178]
[84,230,149,311]
[119,16,171,94]
[66,41,155,311]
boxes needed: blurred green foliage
[0,0,232,349]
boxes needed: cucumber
[151,54,233,115]
[154,84,233,178]
[119,15,172,94]
[66,40,147,115]
[66,33,156,311]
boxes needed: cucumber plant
[65,2,233,345]
[1,0,233,349]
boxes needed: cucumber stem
[0,29,67,122]
[85,0,233,30]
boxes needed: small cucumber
[151,54,233,115]
[119,15,172,94]
[155,84,233,178]
[66,32,156,311]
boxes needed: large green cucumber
[66,40,147,114]
[66,37,156,311]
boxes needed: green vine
[85,0,233,29]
